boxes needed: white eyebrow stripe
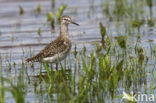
[64,18,70,21]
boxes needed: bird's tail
[26,54,41,62]
[26,58,33,62]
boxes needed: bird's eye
[64,18,68,21]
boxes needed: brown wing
[26,36,70,62]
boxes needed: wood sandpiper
[26,15,79,69]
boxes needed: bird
[26,15,79,69]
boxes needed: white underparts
[43,46,71,63]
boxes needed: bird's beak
[71,21,79,26]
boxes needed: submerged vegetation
[0,0,156,103]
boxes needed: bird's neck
[60,23,68,37]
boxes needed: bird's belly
[43,47,71,63]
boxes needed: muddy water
[0,0,156,102]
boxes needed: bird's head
[61,15,79,26]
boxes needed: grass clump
[35,38,152,102]
[1,77,26,103]
[0,73,26,103]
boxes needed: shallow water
[0,0,156,102]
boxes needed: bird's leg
[56,63,58,70]
[50,64,53,71]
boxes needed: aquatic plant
[19,5,24,15]
[51,0,55,9]
[115,36,127,50]
[132,19,145,32]
[37,27,41,36]
[146,0,155,26]
[113,0,127,21]
[56,5,67,22]
[0,59,26,103]
[72,44,77,58]
[2,77,26,103]
[146,0,153,12]
[47,12,55,30]
[99,22,106,47]
[0,56,5,103]
[11,34,14,42]
[36,4,41,14]
[101,2,113,21]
